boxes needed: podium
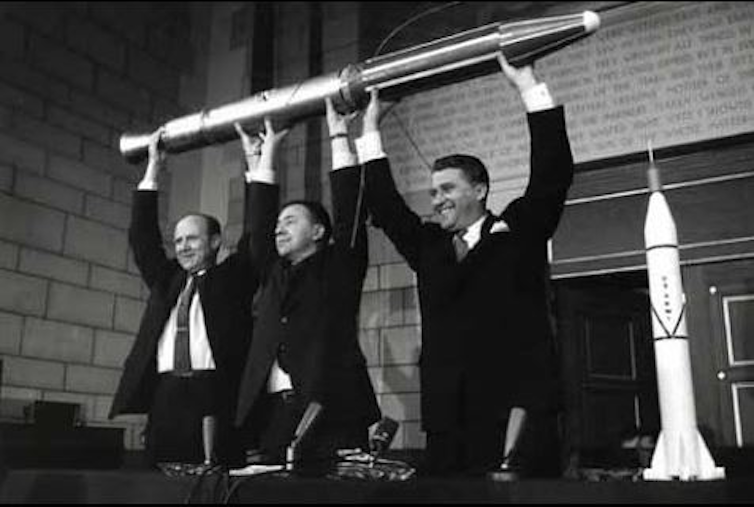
[0,422,124,469]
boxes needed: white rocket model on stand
[642,142,724,481]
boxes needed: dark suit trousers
[424,407,561,477]
[146,372,241,466]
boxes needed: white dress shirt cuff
[520,83,555,113]
[245,170,277,185]
[355,130,387,164]
[137,179,158,191]
[331,140,357,171]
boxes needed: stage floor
[2,468,754,504]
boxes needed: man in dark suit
[109,129,256,467]
[234,111,380,471]
[354,54,574,477]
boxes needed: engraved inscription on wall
[380,1,754,204]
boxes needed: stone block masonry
[0,3,194,450]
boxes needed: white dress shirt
[460,214,487,251]
[156,273,217,373]
[267,359,293,393]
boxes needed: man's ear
[312,223,326,242]
[474,182,489,203]
[210,233,223,251]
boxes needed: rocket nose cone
[583,11,601,33]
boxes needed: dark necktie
[174,275,197,373]
[453,230,469,262]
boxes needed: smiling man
[429,155,489,234]
[173,214,222,274]
[109,129,257,468]
[357,53,575,477]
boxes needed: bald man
[110,130,257,468]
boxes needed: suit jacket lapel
[479,213,497,243]
[141,269,187,360]
[167,270,188,307]
[193,272,218,354]
[462,213,496,261]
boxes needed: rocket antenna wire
[371,2,465,173]
[372,1,464,58]
[348,2,466,249]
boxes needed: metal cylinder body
[353,11,599,100]
[120,11,599,163]
[120,67,361,163]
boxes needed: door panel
[724,295,754,367]
[581,388,640,451]
[556,278,659,469]
[731,383,754,446]
[584,314,638,380]
[709,283,754,447]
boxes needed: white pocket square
[490,221,509,234]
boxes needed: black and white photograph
[1,1,753,503]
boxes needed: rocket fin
[643,429,725,481]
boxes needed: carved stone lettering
[380,1,754,206]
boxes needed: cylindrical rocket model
[119,11,599,164]
[642,143,724,481]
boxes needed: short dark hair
[432,154,490,188]
[179,213,222,237]
[280,200,333,245]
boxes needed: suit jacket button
[281,316,288,324]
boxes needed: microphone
[501,407,527,465]
[286,401,323,471]
[488,407,527,481]
[202,415,217,466]
[369,417,399,457]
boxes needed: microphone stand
[488,407,527,481]
[284,401,323,475]
[285,441,297,473]
[202,415,217,468]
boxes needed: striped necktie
[452,230,469,262]
[174,275,197,373]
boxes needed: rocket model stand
[642,143,724,481]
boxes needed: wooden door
[708,278,754,448]
[681,258,754,453]
[555,277,660,470]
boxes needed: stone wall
[0,2,199,451]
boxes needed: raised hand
[497,52,538,94]
[362,89,382,134]
[147,127,166,168]
[259,117,289,153]
[325,97,350,138]
[234,122,262,161]
[141,127,166,186]
[236,118,289,182]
